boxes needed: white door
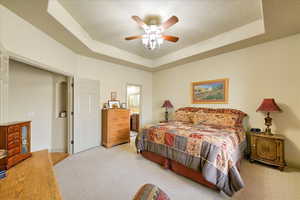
[73,78,100,153]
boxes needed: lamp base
[264,112,273,135]
[265,127,273,135]
[165,110,169,122]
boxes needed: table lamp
[162,100,173,122]
[256,98,282,134]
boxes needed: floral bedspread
[136,121,246,196]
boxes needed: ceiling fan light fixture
[126,15,179,50]
[142,25,164,50]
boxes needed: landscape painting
[192,78,228,104]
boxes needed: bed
[136,107,247,197]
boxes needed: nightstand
[249,132,286,171]
[159,120,168,123]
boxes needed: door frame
[125,83,143,131]
[67,77,74,154]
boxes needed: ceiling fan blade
[161,16,179,30]
[125,35,143,40]
[162,35,179,42]
[131,16,148,29]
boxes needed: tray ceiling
[58,0,262,59]
[2,0,300,71]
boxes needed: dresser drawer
[109,116,129,122]
[8,132,20,142]
[8,139,20,149]
[8,146,20,157]
[108,110,129,119]
[7,155,18,168]
[8,125,19,134]
[110,129,129,139]
[109,135,129,144]
[110,123,129,130]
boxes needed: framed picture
[111,91,117,101]
[103,103,108,109]
[108,100,120,108]
[191,78,229,104]
[120,103,127,109]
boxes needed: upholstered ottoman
[133,184,170,200]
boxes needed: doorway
[8,59,69,155]
[126,84,142,137]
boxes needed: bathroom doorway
[126,84,142,137]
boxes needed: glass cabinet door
[21,126,29,154]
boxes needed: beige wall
[0,6,153,152]
[77,56,153,125]
[0,5,153,126]
[153,34,300,168]
[9,60,67,152]
[0,5,76,76]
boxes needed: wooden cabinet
[250,133,286,171]
[102,109,130,148]
[0,121,32,170]
[130,113,140,132]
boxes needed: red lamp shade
[162,100,173,108]
[256,98,281,112]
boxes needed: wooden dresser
[102,109,130,148]
[249,132,286,171]
[0,121,32,170]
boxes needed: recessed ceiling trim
[153,19,265,67]
[47,0,154,68]
[48,0,266,70]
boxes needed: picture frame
[120,103,127,109]
[108,100,120,109]
[103,103,108,109]
[111,91,117,101]
[191,78,229,104]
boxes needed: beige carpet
[54,142,300,200]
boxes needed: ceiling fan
[125,15,179,50]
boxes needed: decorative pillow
[174,110,193,122]
[192,112,240,127]
[175,107,247,127]
[192,108,247,128]
[133,184,171,200]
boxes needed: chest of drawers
[0,121,32,170]
[102,109,130,148]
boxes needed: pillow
[174,110,193,122]
[192,111,245,128]
[133,184,170,200]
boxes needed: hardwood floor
[0,150,62,200]
[49,152,69,166]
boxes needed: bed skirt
[141,151,219,191]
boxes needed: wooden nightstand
[159,120,168,123]
[249,132,286,171]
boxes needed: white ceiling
[58,0,262,59]
[1,0,300,71]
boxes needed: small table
[249,132,286,171]
[159,120,168,123]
